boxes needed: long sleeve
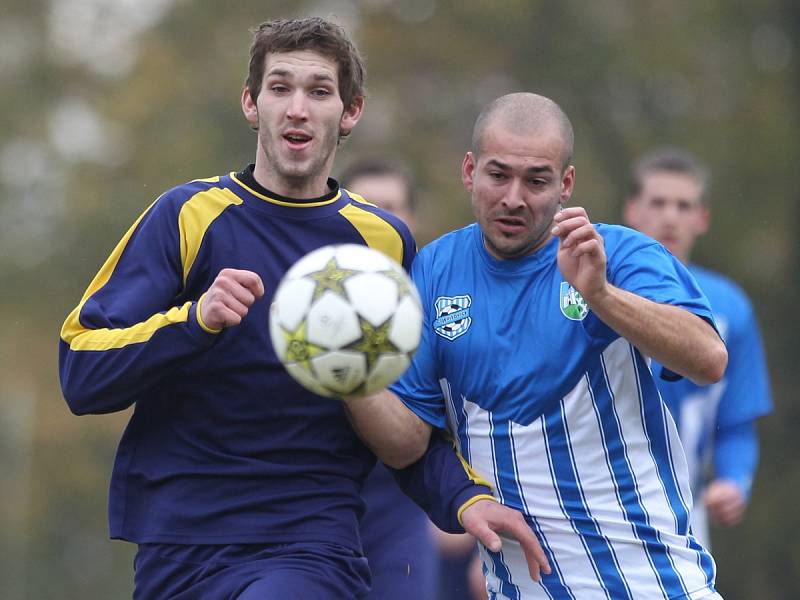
[713,421,758,500]
[389,428,494,533]
[59,190,222,415]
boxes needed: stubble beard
[258,121,339,189]
[479,197,561,260]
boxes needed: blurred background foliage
[1,0,797,598]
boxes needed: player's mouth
[495,216,527,236]
[283,130,313,151]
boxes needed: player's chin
[488,238,532,260]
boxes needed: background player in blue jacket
[344,92,729,598]
[58,18,546,599]
[623,148,773,548]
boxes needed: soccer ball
[269,244,423,398]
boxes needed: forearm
[59,301,218,414]
[389,429,494,533]
[714,421,758,498]
[344,389,431,468]
[587,284,727,384]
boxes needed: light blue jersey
[392,223,720,599]
[655,265,772,546]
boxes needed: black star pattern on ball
[308,257,359,301]
[345,316,400,372]
[281,320,324,374]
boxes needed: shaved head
[472,93,574,171]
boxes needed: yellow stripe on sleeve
[61,185,238,351]
[178,188,243,284]
[338,203,404,264]
[456,452,495,490]
[67,302,193,351]
[60,199,160,345]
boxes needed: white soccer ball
[269,244,423,398]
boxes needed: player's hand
[200,268,265,330]
[460,499,550,582]
[703,480,747,526]
[552,207,608,303]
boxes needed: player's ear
[462,152,476,191]
[241,87,258,127]
[340,95,364,136]
[694,205,711,235]
[559,165,575,205]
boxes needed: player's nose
[500,179,525,209]
[286,91,309,121]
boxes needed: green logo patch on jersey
[560,282,589,321]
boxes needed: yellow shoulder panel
[178,187,242,283]
[344,190,377,208]
[338,203,404,264]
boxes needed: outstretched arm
[552,207,727,385]
[344,389,432,468]
[387,428,551,583]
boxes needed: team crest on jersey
[560,282,588,321]
[433,295,472,340]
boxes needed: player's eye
[311,88,332,98]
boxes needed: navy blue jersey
[59,166,485,550]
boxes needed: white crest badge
[560,282,588,321]
[433,295,472,340]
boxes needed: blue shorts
[134,542,371,599]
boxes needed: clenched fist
[200,268,265,331]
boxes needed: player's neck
[253,159,334,200]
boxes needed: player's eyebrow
[266,67,291,78]
[266,68,335,84]
[485,159,511,171]
[485,159,554,174]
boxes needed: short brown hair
[630,147,710,204]
[340,159,417,212]
[245,17,365,114]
